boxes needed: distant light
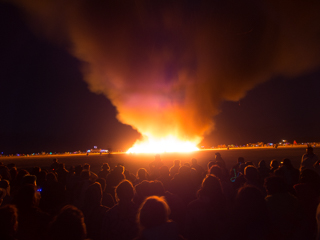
[50,152,52,155]
[94,146,97,149]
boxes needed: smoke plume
[12,0,320,145]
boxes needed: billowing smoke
[12,0,320,145]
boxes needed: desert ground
[0,146,315,175]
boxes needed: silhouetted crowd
[1,147,320,240]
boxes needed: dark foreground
[1,146,320,240]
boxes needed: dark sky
[1,2,320,154]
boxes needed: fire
[127,135,200,153]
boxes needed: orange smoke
[11,0,320,152]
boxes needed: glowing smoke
[11,0,320,146]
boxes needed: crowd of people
[1,147,320,240]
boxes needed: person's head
[184,162,191,167]
[16,169,29,184]
[58,163,65,170]
[115,180,134,202]
[307,146,314,154]
[0,188,6,206]
[148,180,165,196]
[31,166,41,175]
[124,169,133,181]
[178,165,191,175]
[137,168,148,180]
[75,165,83,175]
[137,196,170,229]
[47,172,58,183]
[114,165,125,174]
[155,154,161,162]
[49,205,86,240]
[299,169,320,195]
[280,158,293,169]
[235,185,268,220]
[191,158,197,165]
[21,174,37,187]
[245,161,254,167]
[173,159,180,166]
[244,166,258,182]
[0,165,10,181]
[209,165,223,180]
[258,160,266,168]
[83,163,90,171]
[68,166,75,174]
[0,180,10,196]
[0,205,18,237]
[270,159,279,169]
[236,185,265,206]
[14,184,39,209]
[215,152,222,161]
[135,180,151,200]
[197,174,223,200]
[0,179,9,189]
[207,161,215,171]
[159,165,169,177]
[96,178,106,191]
[102,163,110,171]
[84,182,102,207]
[9,167,18,180]
[37,170,47,184]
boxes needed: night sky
[1,1,320,154]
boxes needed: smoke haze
[11,0,320,144]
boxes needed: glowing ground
[0,147,314,175]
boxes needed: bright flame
[127,135,200,153]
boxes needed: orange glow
[127,135,200,153]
